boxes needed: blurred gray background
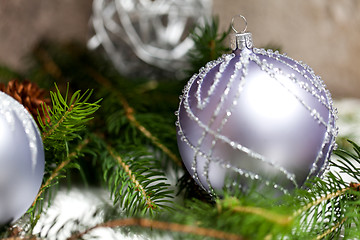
[0,0,359,98]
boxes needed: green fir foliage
[28,85,101,225]
[39,84,101,148]
[95,136,174,216]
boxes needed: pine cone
[0,79,51,126]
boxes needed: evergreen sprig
[26,85,100,227]
[92,136,174,216]
[39,84,101,145]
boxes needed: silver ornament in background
[0,92,45,225]
[176,15,338,196]
[88,0,212,77]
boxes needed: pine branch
[293,187,350,218]
[106,145,157,211]
[39,84,101,144]
[292,186,353,239]
[284,142,360,239]
[19,84,101,229]
[66,218,244,240]
[94,137,174,216]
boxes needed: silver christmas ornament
[0,92,45,225]
[176,15,338,196]
[88,0,212,76]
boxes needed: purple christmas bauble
[176,30,337,195]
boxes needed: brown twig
[66,218,244,240]
[106,145,155,209]
[218,197,292,226]
[230,205,292,226]
[32,138,90,206]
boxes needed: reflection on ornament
[176,16,338,196]
[88,0,212,75]
[0,92,45,225]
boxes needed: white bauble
[0,92,45,225]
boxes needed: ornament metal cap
[230,15,253,50]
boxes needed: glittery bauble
[176,30,337,196]
[0,92,45,225]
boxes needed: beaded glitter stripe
[250,49,338,180]
[311,98,338,178]
[196,54,234,110]
[176,117,290,195]
[201,54,244,194]
[254,48,331,110]
[191,54,235,191]
[265,49,339,177]
[250,53,337,180]
[250,54,329,127]
[221,161,290,195]
[200,56,239,194]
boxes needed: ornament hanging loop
[231,15,248,34]
[230,14,253,51]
